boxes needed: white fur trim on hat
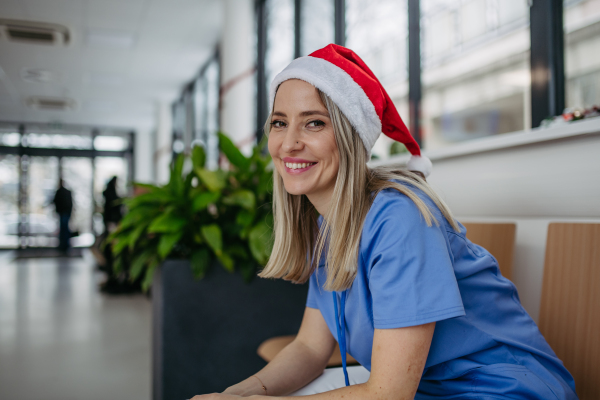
[406,155,432,177]
[269,56,382,157]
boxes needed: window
[346,0,409,159]
[564,0,600,110]
[265,0,295,90]
[0,155,19,248]
[193,57,220,169]
[421,0,531,150]
[300,0,335,56]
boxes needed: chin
[283,184,310,196]
[281,179,313,196]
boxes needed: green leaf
[218,132,250,170]
[172,153,184,179]
[132,182,161,192]
[257,170,273,198]
[128,224,146,251]
[114,256,123,274]
[248,220,273,265]
[191,248,210,279]
[148,212,187,233]
[183,171,194,195]
[201,224,222,256]
[216,252,234,272]
[123,191,173,208]
[169,154,185,195]
[158,231,183,258]
[226,244,249,260]
[130,251,153,280]
[196,169,227,192]
[142,259,159,292]
[112,236,130,256]
[192,145,206,169]
[236,209,255,228]
[222,190,255,210]
[192,191,221,212]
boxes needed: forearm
[224,339,330,396]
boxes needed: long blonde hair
[258,88,459,291]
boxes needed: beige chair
[462,223,516,280]
[538,223,600,400]
[257,335,358,367]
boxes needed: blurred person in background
[53,178,72,253]
[191,44,577,400]
[103,176,122,232]
[99,176,142,293]
[99,176,129,293]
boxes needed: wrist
[222,376,266,396]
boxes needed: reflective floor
[0,251,151,400]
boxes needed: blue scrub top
[306,184,578,399]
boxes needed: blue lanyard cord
[333,291,350,387]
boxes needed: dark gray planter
[152,259,308,400]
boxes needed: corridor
[0,252,151,400]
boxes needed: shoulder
[363,181,440,234]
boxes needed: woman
[192,44,577,399]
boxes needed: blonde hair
[258,88,460,291]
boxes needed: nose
[281,123,303,153]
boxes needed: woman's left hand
[189,394,243,399]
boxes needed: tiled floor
[0,251,151,400]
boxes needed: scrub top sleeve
[365,192,465,329]
[306,270,319,309]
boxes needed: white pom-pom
[406,155,432,177]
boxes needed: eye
[270,120,286,128]
[307,120,325,128]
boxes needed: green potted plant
[108,133,308,400]
[107,132,274,289]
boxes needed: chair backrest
[462,222,516,280]
[539,223,600,400]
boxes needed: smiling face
[268,79,340,214]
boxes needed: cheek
[323,133,339,172]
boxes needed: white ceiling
[0,0,223,133]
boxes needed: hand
[189,394,242,399]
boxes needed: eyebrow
[272,110,330,118]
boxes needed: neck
[306,187,334,217]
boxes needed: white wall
[220,0,256,154]
[154,101,173,185]
[134,129,154,183]
[374,119,600,321]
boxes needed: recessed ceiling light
[85,29,136,49]
[26,96,76,111]
[21,68,61,83]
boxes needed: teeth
[285,162,315,170]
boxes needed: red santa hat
[269,43,432,177]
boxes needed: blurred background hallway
[0,251,150,400]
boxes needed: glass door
[62,157,94,247]
[26,156,59,247]
[0,155,20,248]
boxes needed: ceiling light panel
[26,96,76,111]
[21,68,61,83]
